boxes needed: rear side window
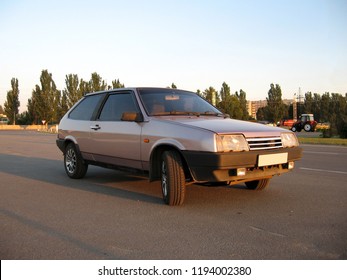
[69,94,103,120]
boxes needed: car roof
[84,87,192,97]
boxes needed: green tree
[218,82,231,114]
[64,74,82,108]
[320,92,330,122]
[4,78,20,124]
[256,106,270,121]
[53,90,66,122]
[330,93,347,137]
[60,91,68,118]
[303,92,313,114]
[30,85,44,124]
[17,111,32,125]
[202,86,219,106]
[302,92,347,137]
[220,82,231,101]
[28,70,60,124]
[111,79,124,89]
[266,83,285,123]
[27,89,39,124]
[79,79,90,96]
[89,72,107,92]
[236,89,249,120]
[312,93,321,121]
[282,103,290,119]
[216,82,249,120]
[229,95,242,119]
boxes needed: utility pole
[212,90,216,106]
[298,87,302,118]
[293,93,297,120]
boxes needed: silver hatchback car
[56,87,302,205]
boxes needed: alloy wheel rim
[161,161,168,197]
[65,148,77,174]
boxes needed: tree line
[2,70,250,125]
[2,69,346,137]
[301,92,347,137]
[256,84,347,137]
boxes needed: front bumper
[182,147,302,182]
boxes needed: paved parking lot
[1,131,346,259]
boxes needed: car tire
[161,150,185,206]
[291,126,296,132]
[304,123,311,132]
[64,142,88,179]
[245,179,270,191]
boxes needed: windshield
[138,88,223,116]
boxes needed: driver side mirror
[121,112,143,122]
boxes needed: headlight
[281,132,299,148]
[215,134,249,152]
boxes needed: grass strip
[298,137,347,146]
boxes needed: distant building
[247,99,296,120]
[247,100,267,119]
[282,99,294,106]
[0,114,9,124]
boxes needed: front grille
[247,137,282,151]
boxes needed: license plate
[258,153,288,167]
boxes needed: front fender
[150,138,186,153]
[147,139,186,182]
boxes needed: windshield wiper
[169,111,201,116]
[151,111,229,118]
[200,111,230,118]
[151,111,200,116]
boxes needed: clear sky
[1,0,346,112]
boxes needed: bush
[322,129,332,138]
[340,121,347,139]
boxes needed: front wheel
[291,126,296,132]
[64,143,88,179]
[161,150,186,206]
[245,179,270,191]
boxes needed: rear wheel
[64,143,88,179]
[291,126,296,132]
[245,179,270,191]
[161,150,185,206]
[304,123,312,132]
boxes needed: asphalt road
[1,130,346,260]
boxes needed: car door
[65,93,105,161]
[88,91,143,169]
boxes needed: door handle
[90,124,101,130]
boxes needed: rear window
[69,94,103,120]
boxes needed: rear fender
[58,136,81,156]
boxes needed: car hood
[153,116,287,138]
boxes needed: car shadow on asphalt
[0,153,163,205]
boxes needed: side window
[98,92,139,121]
[69,94,103,120]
